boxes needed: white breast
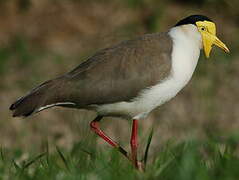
[96,25,202,119]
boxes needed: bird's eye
[201,27,206,31]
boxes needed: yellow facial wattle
[196,21,230,58]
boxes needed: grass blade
[56,146,70,171]
[45,140,50,166]
[143,128,154,167]
[0,147,5,162]
[22,152,46,170]
[12,159,21,170]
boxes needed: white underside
[95,25,202,119]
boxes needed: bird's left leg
[130,119,144,171]
[90,116,129,159]
[130,119,140,169]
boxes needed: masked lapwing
[10,15,229,170]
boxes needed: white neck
[170,24,202,48]
[168,24,202,85]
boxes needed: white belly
[96,26,202,119]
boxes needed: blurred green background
[0,0,239,178]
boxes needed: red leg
[130,119,138,168]
[90,116,128,158]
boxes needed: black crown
[175,15,213,27]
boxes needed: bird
[10,15,229,170]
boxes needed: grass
[0,133,239,180]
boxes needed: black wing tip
[9,96,25,111]
[9,103,16,111]
[9,97,35,117]
[12,113,18,118]
[11,109,34,118]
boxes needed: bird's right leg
[90,116,129,159]
[130,119,144,171]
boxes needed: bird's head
[175,15,230,58]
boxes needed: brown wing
[63,32,173,107]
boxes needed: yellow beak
[196,21,230,58]
[201,31,230,58]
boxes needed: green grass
[1,134,239,180]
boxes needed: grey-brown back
[64,32,173,106]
